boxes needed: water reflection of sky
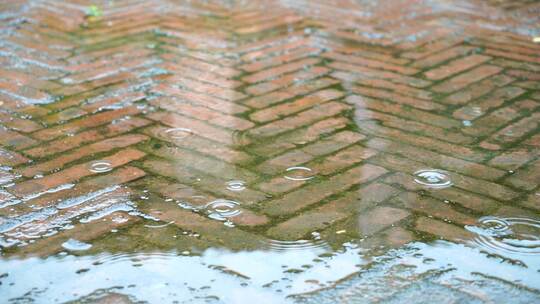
[1,240,539,303]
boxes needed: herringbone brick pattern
[0,0,539,260]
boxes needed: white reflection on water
[2,240,540,303]
[0,244,361,303]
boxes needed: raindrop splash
[88,161,112,173]
[204,199,242,221]
[466,216,540,255]
[226,180,246,192]
[413,169,453,189]
[284,167,315,181]
[164,128,193,140]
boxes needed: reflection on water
[466,217,540,255]
[1,240,539,303]
[295,241,540,304]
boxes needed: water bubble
[88,161,112,173]
[466,216,540,255]
[413,169,453,189]
[164,128,193,140]
[204,199,242,221]
[226,180,246,192]
[61,239,92,251]
[462,120,472,127]
[284,167,315,181]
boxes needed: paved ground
[0,0,539,259]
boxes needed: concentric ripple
[265,239,329,252]
[284,166,315,181]
[465,216,540,255]
[163,127,193,140]
[204,199,242,221]
[413,169,453,189]
[226,180,246,192]
[88,161,113,173]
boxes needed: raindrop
[204,199,242,221]
[466,216,540,255]
[61,239,92,251]
[164,128,193,140]
[413,169,453,189]
[226,180,246,192]
[284,167,315,181]
[88,160,112,173]
[462,120,472,127]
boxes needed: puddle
[1,0,539,303]
[2,240,539,303]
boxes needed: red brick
[242,57,321,84]
[431,65,502,93]
[424,54,491,80]
[262,163,387,216]
[10,148,146,197]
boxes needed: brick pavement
[0,0,538,258]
